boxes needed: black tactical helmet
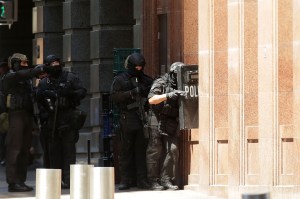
[8,53,29,71]
[169,62,184,88]
[44,54,60,65]
[124,52,146,77]
[169,62,184,74]
[125,52,146,68]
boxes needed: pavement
[0,162,223,199]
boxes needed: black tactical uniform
[36,55,87,189]
[0,61,9,166]
[111,53,153,190]
[3,53,50,192]
[147,62,186,190]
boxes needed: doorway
[158,14,167,75]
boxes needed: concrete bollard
[242,193,270,199]
[36,169,61,199]
[90,167,115,199]
[70,164,94,199]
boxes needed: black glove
[35,64,50,73]
[166,90,187,100]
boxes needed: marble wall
[185,0,300,198]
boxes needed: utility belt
[159,114,179,137]
[160,105,179,119]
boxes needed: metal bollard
[90,167,115,199]
[36,169,61,199]
[70,164,94,199]
[242,193,270,199]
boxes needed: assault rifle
[30,79,41,133]
[51,96,59,138]
[127,77,149,138]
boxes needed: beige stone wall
[184,0,300,198]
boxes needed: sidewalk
[0,164,222,199]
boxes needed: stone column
[293,0,300,191]
[62,0,92,156]
[32,0,63,65]
[227,0,243,196]
[196,0,213,194]
[89,0,134,166]
[257,0,276,188]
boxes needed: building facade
[143,0,300,198]
[1,0,300,198]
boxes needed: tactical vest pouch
[70,108,87,130]
[120,112,142,133]
[7,94,24,110]
[161,105,178,118]
[160,116,178,136]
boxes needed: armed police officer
[0,61,9,166]
[111,52,153,190]
[3,53,52,192]
[36,54,87,189]
[147,62,187,190]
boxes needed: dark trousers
[39,126,50,168]
[160,135,179,183]
[146,129,162,182]
[45,108,77,185]
[119,127,148,184]
[6,110,33,184]
[0,133,6,161]
[146,134,178,184]
[48,127,76,185]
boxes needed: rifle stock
[51,98,59,138]
[131,77,149,138]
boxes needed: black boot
[118,183,130,190]
[128,179,137,187]
[61,181,70,189]
[161,181,178,190]
[8,183,33,192]
[137,179,151,190]
[150,181,164,191]
[118,178,131,190]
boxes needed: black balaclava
[44,54,62,78]
[48,65,62,78]
[126,52,146,77]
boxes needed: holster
[159,115,179,137]
[70,108,87,130]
